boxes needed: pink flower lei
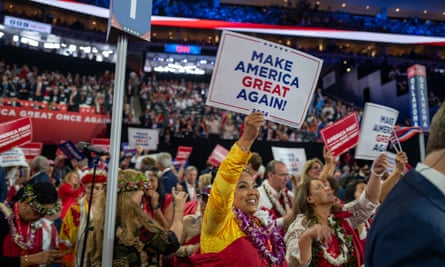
[232,207,285,265]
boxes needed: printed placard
[58,140,85,161]
[128,128,159,151]
[206,31,323,128]
[0,117,32,153]
[0,147,29,167]
[207,144,229,167]
[271,146,307,175]
[175,146,193,162]
[91,138,111,153]
[19,142,43,160]
[321,113,360,157]
[355,103,399,160]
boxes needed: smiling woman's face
[233,172,259,215]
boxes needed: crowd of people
[1,104,445,266]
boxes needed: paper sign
[207,144,229,167]
[355,103,399,160]
[91,138,111,153]
[58,140,85,161]
[206,31,323,128]
[0,117,32,153]
[19,142,43,160]
[175,146,193,162]
[0,147,29,167]
[128,128,159,151]
[321,113,360,157]
[271,146,307,175]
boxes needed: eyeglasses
[310,166,322,171]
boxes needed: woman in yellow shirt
[190,112,286,267]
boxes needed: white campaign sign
[206,31,323,128]
[271,146,307,175]
[355,103,399,160]
[128,128,159,151]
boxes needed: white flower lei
[262,181,291,217]
[320,215,349,266]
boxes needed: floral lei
[311,213,356,267]
[118,173,149,193]
[262,181,291,217]
[232,207,285,265]
[0,202,38,250]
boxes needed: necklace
[312,213,355,267]
[262,182,290,217]
[232,207,285,265]
[11,203,37,250]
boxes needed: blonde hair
[198,173,212,193]
[63,171,80,189]
[87,169,163,265]
[300,158,324,181]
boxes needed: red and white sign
[320,113,360,157]
[175,146,193,162]
[19,142,43,160]
[91,138,111,153]
[207,144,229,167]
[0,117,32,153]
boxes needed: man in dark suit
[27,155,51,185]
[365,102,445,267]
[180,166,198,202]
[156,152,178,193]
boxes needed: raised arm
[366,153,388,204]
[379,151,408,203]
[318,147,336,183]
[202,112,265,235]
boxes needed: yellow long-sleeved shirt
[200,143,251,253]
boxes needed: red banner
[0,117,33,153]
[0,106,110,145]
[175,146,193,162]
[19,142,43,160]
[320,113,360,157]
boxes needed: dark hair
[145,166,167,208]
[13,182,58,205]
[248,152,263,171]
[344,179,366,203]
[326,176,340,196]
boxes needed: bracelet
[24,254,29,266]
[237,142,250,152]
[371,161,385,177]
[152,203,161,210]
